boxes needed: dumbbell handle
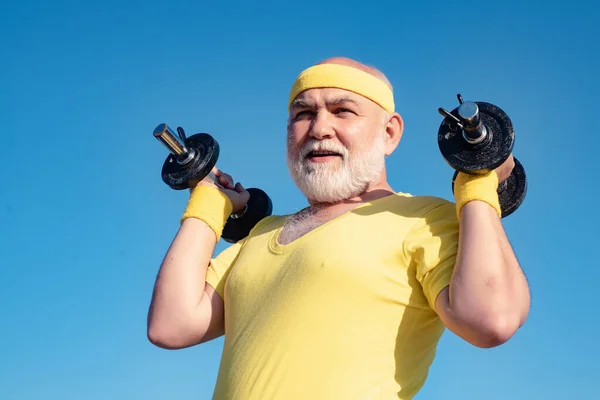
[154,123,195,164]
[438,94,488,145]
[457,101,488,144]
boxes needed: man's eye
[294,110,313,118]
[335,108,354,115]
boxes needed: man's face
[286,88,390,204]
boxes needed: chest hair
[277,204,355,245]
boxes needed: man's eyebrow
[290,99,314,110]
[291,96,359,110]
[328,97,359,106]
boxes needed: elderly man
[147,57,531,399]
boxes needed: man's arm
[147,169,250,349]
[435,200,531,348]
[147,218,225,349]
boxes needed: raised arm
[435,201,530,348]
[147,169,249,349]
[435,160,531,348]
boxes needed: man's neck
[306,180,395,211]
[280,180,396,245]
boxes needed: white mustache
[300,141,348,158]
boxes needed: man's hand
[494,154,515,183]
[193,167,251,214]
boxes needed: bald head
[316,57,393,91]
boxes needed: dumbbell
[437,94,527,218]
[153,123,273,243]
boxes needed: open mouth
[305,150,343,162]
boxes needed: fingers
[234,182,251,204]
[234,182,245,193]
[506,155,515,170]
[495,155,515,183]
[211,167,235,190]
[209,168,249,193]
[193,170,251,213]
[220,173,235,190]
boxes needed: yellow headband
[288,63,395,113]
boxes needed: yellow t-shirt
[205,192,459,400]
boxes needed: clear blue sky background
[1,0,598,399]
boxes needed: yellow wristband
[453,171,502,219]
[180,185,233,241]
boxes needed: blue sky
[1,0,598,398]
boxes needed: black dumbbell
[153,123,273,243]
[437,94,527,218]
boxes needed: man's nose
[310,111,335,140]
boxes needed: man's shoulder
[255,214,289,228]
[378,192,457,220]
[389,191,455,206]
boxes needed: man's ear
[384,112,404,156]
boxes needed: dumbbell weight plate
[438,102,514,174]
[222,188,273,243]
[161,133,220,190]
[451,157,527,218]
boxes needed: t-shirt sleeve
[403,201,459,311]
[206,215,278,299]
[206,237,247,299]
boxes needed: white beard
[286,133,386,204]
